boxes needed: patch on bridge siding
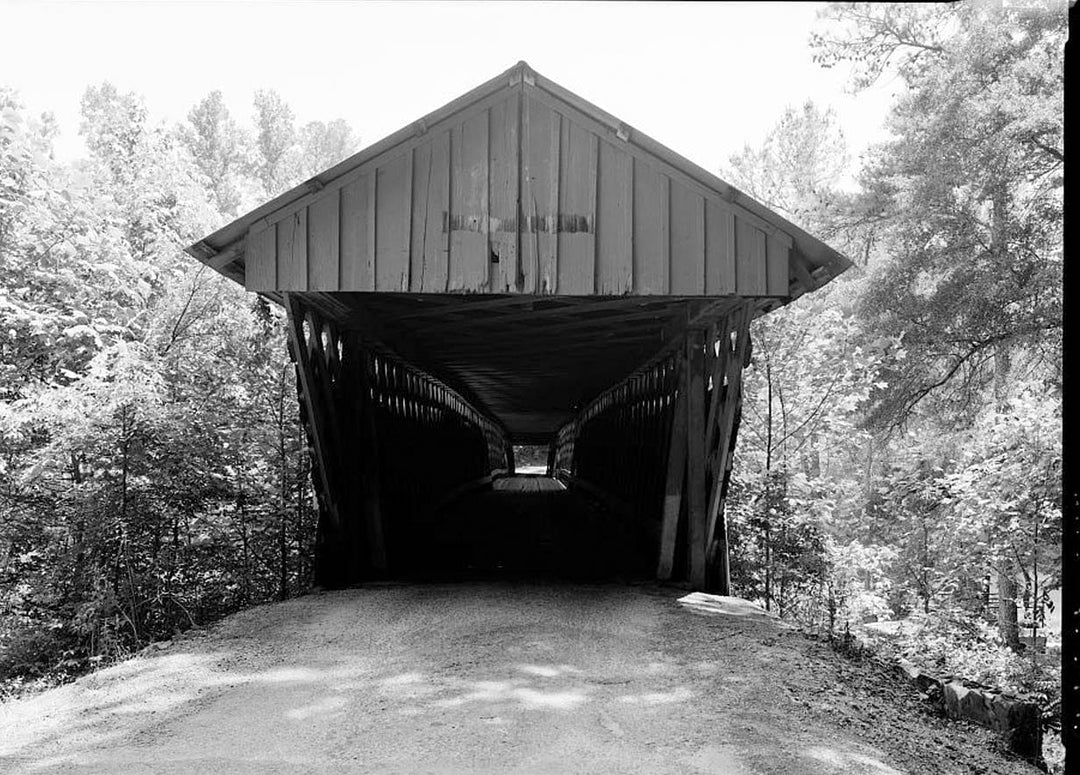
[676,592,778,619]
[444,213,594,234]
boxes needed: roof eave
[185,60,853,292]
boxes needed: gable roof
[185,61,850,300]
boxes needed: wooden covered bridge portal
[186,63,849,593]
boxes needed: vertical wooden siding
[244,86,791,298]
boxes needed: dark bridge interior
[405,476,658,581]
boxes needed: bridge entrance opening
[185,62,849,594]
[512,445,551,475]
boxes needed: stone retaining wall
[894,657,1041,760]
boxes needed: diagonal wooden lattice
[552,299,753,593]
[285,294,510,586]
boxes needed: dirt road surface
[0,583,1036,774]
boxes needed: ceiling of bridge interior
[303,292,744,442]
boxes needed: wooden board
[420,131,451,293]
[685,329,707,589]
[245,222,276,291]
[488,94,520,293]
[409,140,432,292]
[340,174,375,291]
[632,158,669,294]
[556,120,597,294]
[595,140,633,294]
[705,201,735,295]
[657,378,687,580]
[521,95,560,294]
[735,216,767,296]
[669,182,705,295]
[376,152,412,292]
[276,208,307,291]
[766,232,789,297]
[449,112,489,292]
[308,190,340,291]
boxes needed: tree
[726,101,849,235]
[812,1,1064,428]
[250,89,298,197]
[804,4,1063,680]
[179,91,250,217]
[298,118,359,181]
[0,85,338,689]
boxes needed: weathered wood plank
[245,222,276,291]
[421,131,451,293]
[685,328,707,588]
[276,208,308,291]
[449,111,489,291]
[670,182,705,295]
[409,141,431,292]
[376,153,412,291]
[340,174,376,291]
[656,368,687,581]
[735,216,767,296]
[488,93,520,293]
[521,95,560,294]
[632,159,669,294]
[766,232,789,297]
[705,201,736,295]
[522,82,794,251]
[557,119,597,294]
[308,190,340,291]
[596,139,633,294]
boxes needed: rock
[896,657,920,682]
[154,640,173,651]
[943,679,1041,760]
[987,693,1041,760]
[943,679,969,720]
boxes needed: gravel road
[0,582,1036,774]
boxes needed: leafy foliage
[725,3,1062,754]
[0,85,355,694]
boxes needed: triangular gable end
[187,62,850,302]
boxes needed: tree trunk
[997,559,1022,652]
[277,367,289,601]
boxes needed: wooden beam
[685,327,707,589]
[206,240,246,271]
[703,301,753,594]
[284,294,341,532]
[656,360,687,580]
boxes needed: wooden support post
[284,293,344,586]
[685,327,708,589]
[506,443,516,475]
[656,354,687,580]
[704,301,754,594]
[357,344,387,573]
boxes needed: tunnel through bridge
[185,62,850,592]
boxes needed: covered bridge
[185,62,850,593]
